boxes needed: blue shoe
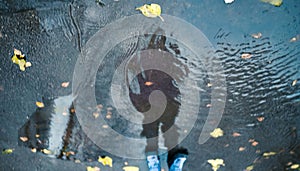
[169,154,187,171]
[146,155,161,171]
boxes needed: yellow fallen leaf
[207,159,225,171]
[2,148,14,154]
[11,49,31,71]
[19,136,28,142]
[245,165,254,171]
[263,151,276,157]
[210,128,224,138]
[290,164,300,169]
[42,149,52,155]
[251,32,262,39]
[86,166,100,171]
[31,148,37,153]
[292,80,297,86]
[61,82,70,88]
[261,0,283,6]
[136,4,164,21]
[123,166,139,171]
[98,156,113,167]
[36,101,45,108]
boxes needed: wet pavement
[1,0,300,171]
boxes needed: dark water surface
[0,0,300,170]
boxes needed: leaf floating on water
[241,53,253,59]
[207,158,225,171]
[136,4,164,21]
[245,165,254,171]
[232,132,241,137]
[61,82,70,88]
[42,149,52,155]
[87,166,100,171]
[36,101,45,108]
[292,80,297,86]
[251,32,262,39]
[19,136,28,142]
[263,151,276,157]
[256,116,265,122]
[98,156,113,167]
[2,148,14,154]
[11,48,31,71]
[31,148,37,153]
[290,164,300,169]
[123,166,139,171]
[261,0,283,6]
[144,81,154,86]
[210,128,224,138]
[224,0,234,4]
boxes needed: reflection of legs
[161,101,180,150]
[141,120,159,153]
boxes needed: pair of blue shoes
[146,153,187,171]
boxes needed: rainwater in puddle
[1,0,298,170]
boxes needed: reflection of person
[128,29,188,171]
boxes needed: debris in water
[19,136,28,142]
[292,80,297,86]
[210,128,224,138]
[224,0,234,4]
[2,148,14,154]
[136,4,164,21]
[241,53,253,59]
[261,0,283,7]
[263,151,276,157]
[207,158,225,171]
[98,156,113,167]
[36,101,45,108]
[251,32,262,39]
[87,166,100,171]
[61,82,70,88]
[123,166,140,171]
[11,48,31,71]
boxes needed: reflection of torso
[129,69,181,114]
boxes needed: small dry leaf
[36,101,44,108]
[290,37,297,42]
[124,161,128,165]
[20,136,28,142]
[25,62,32,68]
[207,159,225,171]
[232,132,241,137]
[251,141,259,146]
[207,83,213,87]
[2,148,14,154]
[241,53,253,59]
[31,148,37,153]
[102,125,109,129]
[93,112,100,118]
[86,166,100,171]
[144,81,154,86]
[35,134,40,138]
[261,0,283,7]
[42,149,52,155]
[251,32,262,39]
[206,104,212,107]
[290,164,300,169]
[245,165,254,171]
[106,115,111,119]
[107,107,113,111]
[292,80,297,86]
[61,82,70,88]
[75,159,81,163]
[98,156,113,167]
[239,147,246,151]
[263,151,276,157]
[123,166,139,171]
[257,116,265,122]
[210,128,224,138]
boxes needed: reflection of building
[18,95,108,161]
